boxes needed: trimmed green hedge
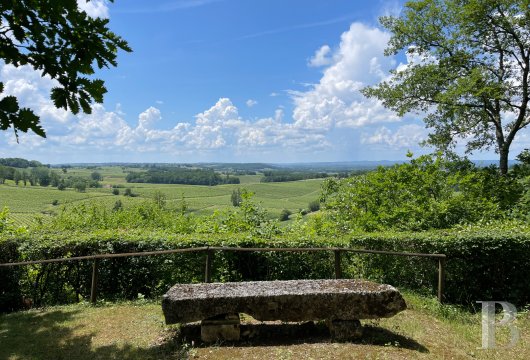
[348,226,530,306]
[1,225,530,311]
[0,231,344,311]
[0,240,21,312]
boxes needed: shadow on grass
[0,311,428,359]
[178,321,429,353]
[0,309,183,360]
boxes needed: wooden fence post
[90,259,99,304]
[205,249,213,283]
[334,250,342,279]
[438,257,446,303]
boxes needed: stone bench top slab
[162,279,406,324]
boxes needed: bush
[320,154,508,232]
[90,171,102,181]
[112,188,119,195]
[0,239,22,312]
[308,200,320,212]
[279,209,292,221]
[74,181,86,192]
[348,225,530,306]
[231,188,242,207]
[0,232,338,309]
[52,200,59,206]
[112,200,123,212]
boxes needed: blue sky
[1,0,527,164]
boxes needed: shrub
[347,225,530,307]
[112,188,119,195]
[231,188,242,207]
[74,181,86,192]
[112,200,123,212]
[308,200,320,212]
[279,209,292,221]
[90,171,102,181]
[152,191,167,209]
[52,200,59,206]
[320,154,507,232]
[0,239,22,312]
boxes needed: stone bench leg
[201,313,240,342]
[329,319,363,341]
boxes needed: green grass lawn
[1,293,528,359]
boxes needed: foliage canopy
[0,0,131,138]
[363,0,530,174]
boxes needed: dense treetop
[0,157,42,168]
[363,0,530,174]
[126,168,240,186]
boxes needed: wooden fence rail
[0,246,447,304]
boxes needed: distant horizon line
[43,159,515,166]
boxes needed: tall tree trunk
[499,147,509,175]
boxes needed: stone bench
[162,279,406,342]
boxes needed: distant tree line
[0,158,43,168]
[126,168,240,186]
[260,171,328,183]
[0,162,101,192]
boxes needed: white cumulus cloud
[361,124,428,148]
[246,99,258,108]
[77,0,110,18]
[292,23,400,131]
[308,45,333,67]
[1,19,436,162]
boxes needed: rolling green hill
[0,170,324,226]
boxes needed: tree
[50,171,60,187]
[231,188,242,207]
[0,0,131,138]
[152,190,167,209]
[363,0,530,174]
[31,166,50,186]
[320,154,506,231]
[74,180,86,192]
[13,169,21,185]
[517,149,530,165]
[90,171,102,181]
[0,166,6,184]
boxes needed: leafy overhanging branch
[0,0,131,139]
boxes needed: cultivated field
[0,167,324,226]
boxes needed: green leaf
[51,87,68,110]
[0,96,20,113]
[18,108,46,138]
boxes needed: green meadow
[0,167,323,227]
